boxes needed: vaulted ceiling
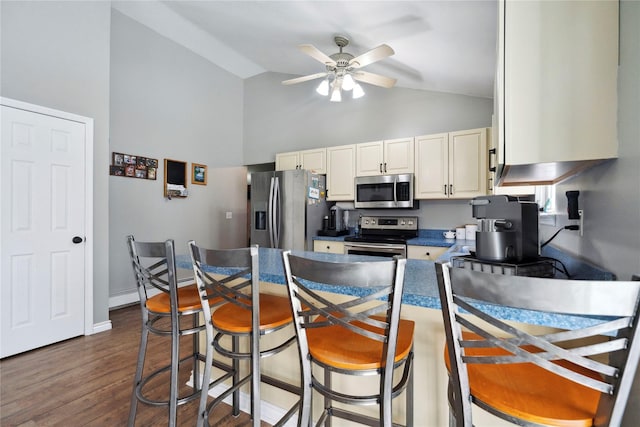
[113,1,497,98]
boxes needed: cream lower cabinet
[276,148,326,174]
[313,240,345,254]
[415,128,488,199]
[407,245,448,261]
[356,137,414,176]
[326,144,356,201]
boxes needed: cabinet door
[449,128,488,199]
[500,0,617,182]
[300,148,326,174]
[275,151,299,171]
[414,133,448,199]
[327,144,356,201]
[407,245,448,261]
[384,137,414,174]
[313,240,345,254]
[356,141,384,176]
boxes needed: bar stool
[126,236,207,427]
[189,242,300,427]
[435,261,640,426]
[281,251,414,426]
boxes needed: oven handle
[344,242,407,256]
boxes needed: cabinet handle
[449,184,453,195]
[489,148,497,172]
[444,185,448,195]
[379,163,383,173]
[488,177,493,192]
[384,163,387,173]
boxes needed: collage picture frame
[110,152,158,180]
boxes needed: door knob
[72,236,84,244]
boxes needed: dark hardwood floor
[0,304,264,426]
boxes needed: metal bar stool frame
[435,261,640,427]
[189,242,300,427]
[126,236,206,427]
[282,251,414,427]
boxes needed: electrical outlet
[225,212,232,219]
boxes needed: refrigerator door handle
[273,176,281,248]
[268,177,276,248]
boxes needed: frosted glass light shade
[342,74,355,91]
[316,79,330,96]
[353,83,365,99]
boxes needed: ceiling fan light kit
[283,35,396,102]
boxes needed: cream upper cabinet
[326,144,356,201]
[276,148,326,174]
[496,0,618,185]
[356,137,414,176]
[415,128,488,199]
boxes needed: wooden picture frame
[192,163,207,185]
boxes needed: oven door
[343,241,407,258]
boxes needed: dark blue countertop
[176,246,611,331]
[313,228,466,248]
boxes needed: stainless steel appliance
[250,170,328,251]
[354,173,415,209]
[329,205,346,232]
[343,215,418,258]
[470,195,539,262]
[451,255,556,278]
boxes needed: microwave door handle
[393,176,398,206]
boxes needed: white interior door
[1,103,87,358]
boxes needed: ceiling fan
[282,36,397,102]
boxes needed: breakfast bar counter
[178,247,612,331]
[176,247,621,426]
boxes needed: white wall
[108,10,247,300]
[243,71,494,165]
[1,1,111,324]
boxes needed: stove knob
[400,220,406,225]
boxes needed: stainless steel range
[344,215,418,258]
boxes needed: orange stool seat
[211,293,292,333]
[444,332,602,427]
[309,317,415,371]
[145,284,203,313]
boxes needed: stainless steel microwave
[354,173,415,209]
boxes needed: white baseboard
[92,320,113,334]
[187,374,296,427]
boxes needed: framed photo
[112,152,124,166]
[147,167,157,180]
[110,165,125,176]
[192,163,207,185]
[135,169,147,179]
[125,165,135,177]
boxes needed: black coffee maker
[470,195,539,262]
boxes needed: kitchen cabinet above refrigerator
[494,0,618,186]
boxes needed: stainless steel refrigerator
[250,170,328,251]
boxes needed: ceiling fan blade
[352,71,397,88]
[298,44,337,67]
[282,72,328,85]
[349,44,394,68]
